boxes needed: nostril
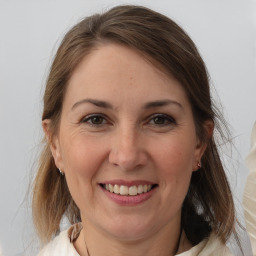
[108,148,148,171]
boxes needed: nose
[108,127,148,171]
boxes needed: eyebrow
[71,98,182,110]
[143,99,183,109]
[71,98,113,110]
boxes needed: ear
[42,119,64,172]
[193,119,214,171]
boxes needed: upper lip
[100,179,156,186]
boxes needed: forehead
[64,43,190,109]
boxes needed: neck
[74,217,192,256]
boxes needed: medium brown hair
[33,5,237,246]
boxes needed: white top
[243,122,256,255]
[38,224,232,256]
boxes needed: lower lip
[100,186,156,206]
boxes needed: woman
[33,5,239,255]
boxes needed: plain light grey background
[0,0,255,255]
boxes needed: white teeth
[129,185,138,196]
[104,183,155,196]
[138,185,143,194]
[114,184,120,194]
[120,185,128,195]
[109,184,114,193]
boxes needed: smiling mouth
[100,184,158,196]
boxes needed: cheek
[60,134,106,196]
[152,137,195,192]
[60,135,107,211]
[154,140,195,173]
[61,134,105,176]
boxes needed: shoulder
[245,122,256,173]
[243,122,256,255]
[37,224,82,256]
[176,233,233,256]
[198,233,233,256]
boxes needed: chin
[101,216,156,241]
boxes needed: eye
[148,114,176,126]
[81,114,107,126]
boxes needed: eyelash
[80,113,176,128]
[147,114,176,126]
[80,114,109,126]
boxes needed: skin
[44,44,212,256]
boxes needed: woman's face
[47,44,206,240]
